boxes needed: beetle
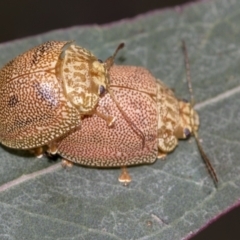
[0,41,123,156]
[53,61,217,184]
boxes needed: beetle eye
[98,59,103,63]
[99,85,106,95]
[184,128,191,138]
[182,98,189,103]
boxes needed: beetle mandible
[0,41,123,155]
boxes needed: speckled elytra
[56,64,197,163]
[0,41,123,155]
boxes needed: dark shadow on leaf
[0,144,33,158]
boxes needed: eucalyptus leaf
[0,0,240,239]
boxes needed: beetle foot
[118,167,131,186]
[158,152,167,160]
[30,147,44,158]
[61,159,74,168]
[47,142,58,155]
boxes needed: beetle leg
[118,167,131,186]
[157,152,167,160]
[95,110,116,127]
[61,159,74,168]
[30,147,44,158]
[47,142,58,155]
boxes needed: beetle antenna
[194,132,218,184]
[105,43,146,149]
[181,40,195,107]
[181,40,218,184]
[105,43,125,69]
[108,90,146,149]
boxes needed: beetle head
[173,100,199,139]
[56,42,108,114]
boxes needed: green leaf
[0,0,240,239]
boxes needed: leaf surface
[0,0,240,239]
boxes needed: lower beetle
[53,58,218,184]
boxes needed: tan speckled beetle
[54,61,218,184]
[0,41,121,155]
